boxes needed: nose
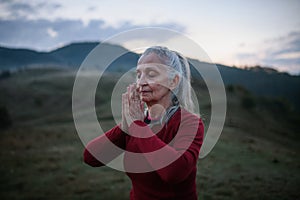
[136,74,147,88]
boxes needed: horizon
[0,0,299,74]
[1,40,298,76]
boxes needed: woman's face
[136,53,174,106]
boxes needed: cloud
[0,18,186,51]
[9,2,35,13]
[0,0,62,20]
[47,27,58,38]
[0,1,186,51]
[275,52,300,60]
[235,31,300,74]
[266,31,300,56]
[262,31,300,72]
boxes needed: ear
[169,74,180,90]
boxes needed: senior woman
[84,46,204,200]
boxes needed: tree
[241,95,256,110]
[0,106,12,129]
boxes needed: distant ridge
[0,42,137,70]
[0,42,299,111]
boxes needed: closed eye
[147,70,158,77]
[136,68,159,79]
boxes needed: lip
[140,91,151,95]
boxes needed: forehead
[137,53,168,71]
[138,52,165,65]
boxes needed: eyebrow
[136,65,160,73]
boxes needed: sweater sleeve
[83,125,126,167]
[127,115,204,183]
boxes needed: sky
[0,0,299,74]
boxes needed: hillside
[0,42,137,69]
[0,68,299,199]
[217,64,300,110]
[1,42,299,111]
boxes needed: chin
[140,95,152,103]
[141,97,150,102]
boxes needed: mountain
[0,47,59,68]
[0,42,299,111]
[0,42,139,70]
[49,42,139,69]
[217,63,300,110]
[189,60,300,111]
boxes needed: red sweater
[84,108,204,200]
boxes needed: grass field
[0,68,299,199]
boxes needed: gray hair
[138,46,195,112]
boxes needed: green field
[0,68,299,200]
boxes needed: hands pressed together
[121,83,145,133]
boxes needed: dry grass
[0,68,299,199]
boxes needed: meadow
[0,68,299,200]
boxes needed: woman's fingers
[127,86,131,100]
[129,98,144,121]
[128,83,139,100]
[133,83,140,99]
[124,93,133,125]
[124,84,145,126]
[140,101,144,111]
[122,93,126,116]
[123,93,129,115]
[121,93,128,132]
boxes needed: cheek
[149,76,170,87]
[151,84,170,96]
[140,84,170,102]
[150,78,170,89]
